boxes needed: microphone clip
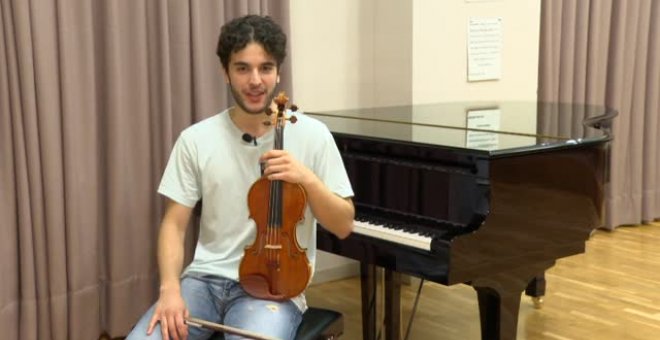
[242,133,257,146]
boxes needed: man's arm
[157,199,193,291]
[146,199,194,340]
[300,173,354,239]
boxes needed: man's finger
[175,314,189,339]
[168,316,182,340]
[146,314,158,335]
[160,318,170,340]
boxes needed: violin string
[273,180,279,265]
[272,116,283,268]
[268,178,275,265]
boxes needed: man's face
[224,42,279,115]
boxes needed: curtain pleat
[1,1,24,337]
[0,2,20,338]
[57,2,103,339]
[0,1,291,338]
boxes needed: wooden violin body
[238,92,311,300]
[239,177,311,300]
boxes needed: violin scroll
[264,91,298,127]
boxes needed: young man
[126,15,354,340]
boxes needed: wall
[289,0,413,112]
[412,0,541,103]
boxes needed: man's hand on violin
[147,288,190,340]
[260,150,314,186]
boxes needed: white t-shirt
[157,108,353,307]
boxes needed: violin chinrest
[240,274,287,301]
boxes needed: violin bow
[185,316,283,340]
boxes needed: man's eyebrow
[230,61,276,67]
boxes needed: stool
[210,307,343,340]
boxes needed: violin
[238,92,312,300]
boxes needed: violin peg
[290,104,298,112]
[274,91,289,106]
[265,107,273,116]
[263,120,272,126]
[289,116,298,124]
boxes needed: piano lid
[306,101,616,156]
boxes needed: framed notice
[467,17,502,81]
[466,108,501,150]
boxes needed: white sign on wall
[467,17,502,81]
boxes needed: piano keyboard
[352,220,433,251]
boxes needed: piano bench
[209,307,344,340]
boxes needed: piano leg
[525,274,546,309]
[471,261,555,340]
[474,285,522,340]
[384,270,402,340]
[360,263,377,340]
[360,263,403,340]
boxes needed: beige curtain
[0,1,291,339]
[538,0,660,229]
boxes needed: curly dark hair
[216,15,287,71]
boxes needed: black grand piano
[309,102,616,340]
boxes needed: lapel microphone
[242,133,257,146]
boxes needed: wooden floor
[305,221,660,340]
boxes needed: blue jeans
[126,275,303,340]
